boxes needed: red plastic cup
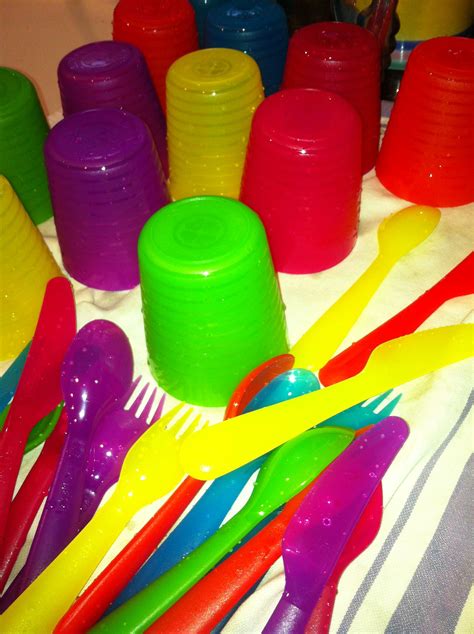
[283,22,380,174]
[240,88,362,274]
[376,36,474,207]
[113,0,199,111]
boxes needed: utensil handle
[0,411,67,593]
[304,583,338,634]
[0,430,91,610]
[263,596,309,634]
[54,477,204,634]
[291,255,391,371]
[93,511,258,633]
[319,253,474,385]
[0,498,127,633]
[147,486,312,634]
[0,417,30,547]
[181,324,473,480]
[112,457,263,613]
[0,342,31,412]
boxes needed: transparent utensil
[0,404,206,633]
[305,483,384,633]
[79,377,165,530]
[263,417,408,633]
[181,323,473,479]
[92,427,354,633]
[291,205,441,372]
[0,320,134,611]
[0,277,75,549]
[0,342,31,411]
[0,410,67,593]
[320,251,474,385]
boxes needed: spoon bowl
[0,320,134,610]
[290,204,441,371]
[377,205,441,260]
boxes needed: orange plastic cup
[0,176,61,360]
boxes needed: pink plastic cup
[376,36,474,207]
[240,88,362,274]
[283,22,380,174]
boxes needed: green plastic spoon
[92,426,354,633]
[0,402,63,453]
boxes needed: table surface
[1,4,473,633]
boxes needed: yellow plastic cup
[166,48,264,200]
[0,176,62,360]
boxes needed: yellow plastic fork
[0,404,206,633]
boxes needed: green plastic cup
[138,196,288,406]
[0,67,53,224]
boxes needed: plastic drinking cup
[58,41,168,177]
[44,108,169,291]
[240,88,362,274]
[138,196,288,406]
[166,48,264,200]
[283,22,381,173]
[204,0,289,96]
[113,0,199,111]
[376,36,474,207]
[0,176,61,360]
[0,67,53,224]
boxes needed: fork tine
[128,381,150,416]
[121,376,142,406]
[140,387,158,422]
[179,414,207,441]
[149,393,166,426]
[380,392,402,416]
[157,403,188,429]
[364,389,393,411]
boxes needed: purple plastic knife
[263,416,409,634]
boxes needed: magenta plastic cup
[376,36,474,207]
[240,88,362,274]
[283,22,380,174]
[44,108,169,290]
[57,41,168,177]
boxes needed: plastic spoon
[93,426,354,633]
[0,410,68,593]
[0,277,76,548]
[263,417,409,633]
[0,342,31,411]
[54,367,320,632]
[107,368,321,614]
[224,354,295,419]
[0,401,63,454]
[148,447,381,634]
[305,483,384,634]
[319,251,474,385]
[290,205,441,371]
[0,320,134,610]
[0,404,202,633]
[181,323,473,479]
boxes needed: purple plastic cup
[45,108,169,291]
[58,41,168,177]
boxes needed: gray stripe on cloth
[337,391,474,634]
[386,454,474,634]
